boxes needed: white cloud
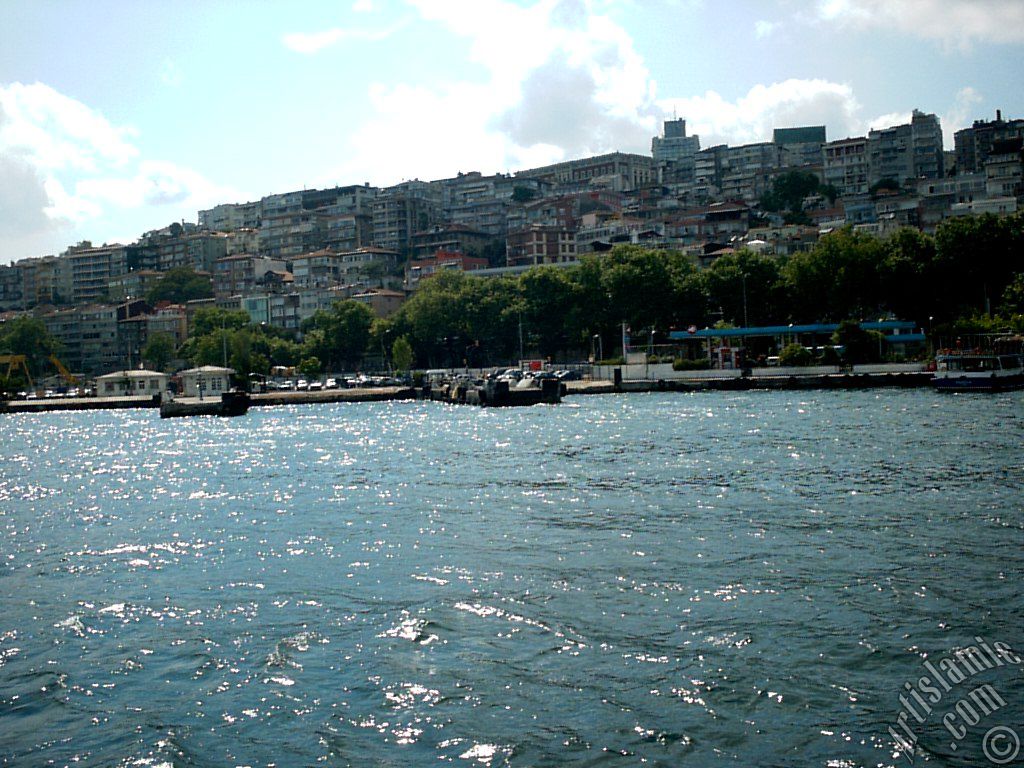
[866,111,913,133]
[282,28,347,53]
[754,19,779,39]
[281,21,405,53]
[160,59,184,88]
[0,82,237,262]
[660,79,863,146]
[0,82,138,173]
[323,0,659,183]
[814,0,1024,48]
[941,86,984,145]
[352,0,375,11]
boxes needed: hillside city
[1,107,1023,378]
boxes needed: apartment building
[199,200,262,231]
[506,225,577,267]
[290,249,346,289]
[515,152,654,193]
[106,270,165,303]
[338,246,401,283]
[867,110,944,187]
[823,137,870,197]
[62,242,129,305]
[213,254,287,298]
[410,224,494,259]
[404,251,489,291]
[984,137,1024,199]
[954,110,1024,173]
[0,264,24,311]
[652,118,701,183]
[371,180,443,254]
[774,126,827,169]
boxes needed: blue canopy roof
[670,321,918,340]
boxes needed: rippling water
[1,391,1022,767]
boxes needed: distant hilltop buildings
[1,107,1022,375]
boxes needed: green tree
[999,273,1024,315]
[599,245,680,344]
[760,171,833,218]
[880,227,937,325]
[228,328,269,388]
[778,343,813,366]
[146,268,214,304]
[298,356,322,378]
[391,336,414,373]
[141,332,176,371]
[833,320,883,364]
[783,227,885,322]
[300,300,374,370]
[703,250,783,328]
[0,316,60,377]
[190,307,251,337]
[518,266,583,359]
[933,211,1023,320]
[511,186,538,203]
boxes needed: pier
[0,365,940,415]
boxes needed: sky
[1,0,1023,264]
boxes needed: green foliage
[300,300,374,370]
[0,316,60,377]
[511,186,538,203]
[391,336,414,373]
[779,343,814,366]
[703,250,782,327]
[345,213,1024,365]
[672,357,710,371]
[818,345,842,365]
[783,227,885,322]
[832,320,883,364]
[146,268,214,304]
[1000,273,1024,315]
[141,332,176,371]
[298,356,322,378]
[869,178,901,196]
[190,307,250,337]
[760,171,828,215]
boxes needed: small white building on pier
[96,369,170,397]
[178,365,235,398]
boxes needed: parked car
[325,377,338,389]
[307,380,323,391]
[296,379,309,391]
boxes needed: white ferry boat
[932,340,1024,392]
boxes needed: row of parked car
[16,386,93,400]
[488,368,583,382]
[262,375,407,392]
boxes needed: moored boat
[931,339,1024,392]
[159,390,250,418]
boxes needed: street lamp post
[741,272,749,329]
[518,313,524,362]
[381,329,391,374]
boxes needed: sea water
[1,391,1021,766]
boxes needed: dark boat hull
[159,391,250,418]
[931,374,1024,392]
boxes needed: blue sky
[1,0,1022,263]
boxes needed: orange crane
[48,354,79,385]
[0,354,34,390]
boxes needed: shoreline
[0,370,940,415]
